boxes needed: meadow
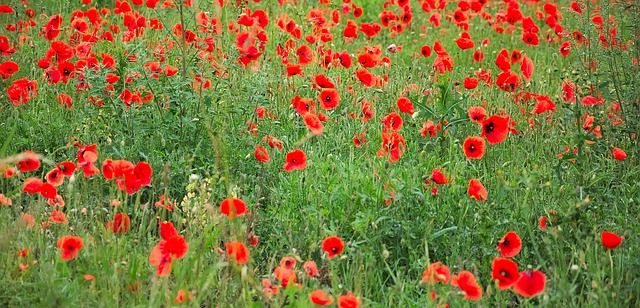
[0,0,639,306]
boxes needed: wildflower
[513,270,546,297]
[451,271,482,300]
[310,290,333,306]
[57,236,84,261]
[601,231,623,249]
[322,235,344,259]
[497,231,522,258]
[491,257,522,289]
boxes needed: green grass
[0,0,639,306]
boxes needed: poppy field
[0,0,639,306]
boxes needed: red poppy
[497,231,522,258]
[226,241,250,264]
[337,292,361,308]
[473,50,484,62]
[57,235,84,261]
[107,213,131,234]
[46,168,65,187]
[16,151,40,172]
[468,179,487,202]
[531,95,556,114]
[318,89,340,110]
[22,177,43,194]
[0,60,19,79]
[522,32,539,46]
[422,261,451,284]
[162,235,188,260]
[310,290,333,306]
[429,168,449,185]
[40,183,57,199]
[463,137,486,159]
[468,106,487,123]
[451,271,483,301]
[220,197,248,219]
[612,147,626,161]
[49,209,68,224]
[455,32,475,50]
[601,231,623,249]
[382,112,403,131]
[303,260,318,277]
[303,112,324,135]
[513,270,546,297]
[149,243,173,277]
[396,97,414,114]
[491,257,522,290]
[481,115,509,144]
[255,145,270,163]
[322,235,344,259]
[560,41,571,57]
[283,149,307,172]
[420,45,432,57]
[377,132,406,163]
[56,161,76,176]
[314,74,335,88]
[463,77,478,89]
[521,55,534,81]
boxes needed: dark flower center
[485,122,495,134]
[468,144,476,153]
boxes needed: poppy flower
[46,168,65,187]
[463,137,486,159]
[0,60,19,79]
[49,209,68,224]
[468,179,487,202]
[226,241,250,264]
[513,270,546,297]
[220,197,248,219]
[601,231,623,249]
[420,45,432,57]
[377,132,406,163]
[463,77,478,89]
[303,112,324,135]
[57,236,84,261]
[22,178,43,194]
[481,115,510,144]
[382,112,403,131]
[56,162,76,176]
[422,261,451,284]
[429,168,449,185]
[468,106,487,123]
[280,256,296,269]
[162,235,188,259]
[255,145,270,163]
[107,213,131,234]
[322,235,344,259]
[39,183,57,199]
[451,271,483,300]
[531,95,556,114]
[283,149,307,172]
[160,221,178,240]
[273,265,297,287]
[396,97,414,114]
[612,147,626,161]
[303,260,319,277]
[318,89,340,110]
[521,55,534,81]
[149,243,173,277]
[497,231,522,258]
[491,257,522,290]
[310,290,333,306]
[337,292,361,308]
[16,151,40,172]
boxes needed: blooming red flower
[382,112,403,131]
[46,168,65,187]
[601,231,623,249]
[107,213,131,234]
[283,149,307,172]
[49,209,68,224]
[254,145,270,163]
[497,231,522,258]
[468,179,487,202]
[16,151,40,172]
[422,261,451,284]
[429,168,449,185]
[57,236,84,261]
[303,260,319,277]
[451,271,482,300]
[322,235,344,259]
[463,137,486,159]
[310,290,334,306]
[513,270,546,297]
[318,89,340,110]
[220,197,248,219]
[304,112,324,135]
[481,115,509,144]
[22,178,43,194]
[337,292,361,308]
[377,132,406,163]
[396,97,414,114]
[612,147,626,161]
[468,106,487,124]
[491,257,522,290]
[226,241,250,264]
